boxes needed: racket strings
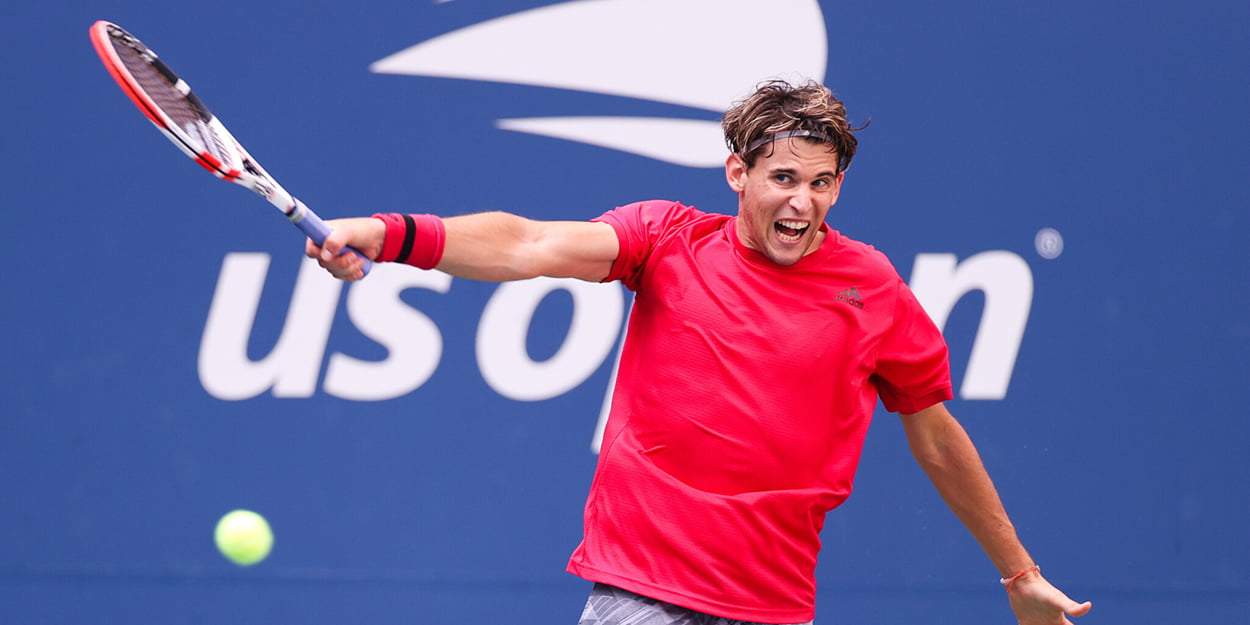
[106,29,234,167]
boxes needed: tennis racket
[89,20,372,275]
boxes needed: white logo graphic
[198,251,1034,452]
[199,1,1039,454]
[909,252,1033,401]
[200,257,624,403]
[370,0,827,167]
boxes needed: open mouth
[774,219,809,243]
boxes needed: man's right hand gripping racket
[89,20,372,276]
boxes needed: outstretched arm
[900,402,1092,624]
[306,212,619,283]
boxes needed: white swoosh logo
[371,0,827,167]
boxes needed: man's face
[726,139,844,266]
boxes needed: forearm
[903,408,1033,577]
[902,405,1092,622]
[438,212,618,282]
[437,211,546,281]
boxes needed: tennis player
[308,79,1091,625]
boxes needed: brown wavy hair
[722,79,862,173]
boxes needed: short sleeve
[592,200,698,291]
[872,280,954,414]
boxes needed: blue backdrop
[2,1,1247,623]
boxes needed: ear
[828,171,846,205]
[725,153,747,193]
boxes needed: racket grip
[291,204,373,277]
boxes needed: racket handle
[290,201,373,277]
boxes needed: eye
[774,173,793,184]
[812,177,833,190]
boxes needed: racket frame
[89,20,371,274]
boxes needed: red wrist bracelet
[1000,564,1040,594]
[371,213,446,270]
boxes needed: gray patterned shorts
[577,583,813,625]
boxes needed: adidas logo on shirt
[836,287,865,309]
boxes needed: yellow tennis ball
[214,509,273,566]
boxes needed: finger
[329,251,365,281]
[318,228,350,261]
[1067,601,1092,617]
[305,237,323,259]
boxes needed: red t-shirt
[566,201,952,623]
